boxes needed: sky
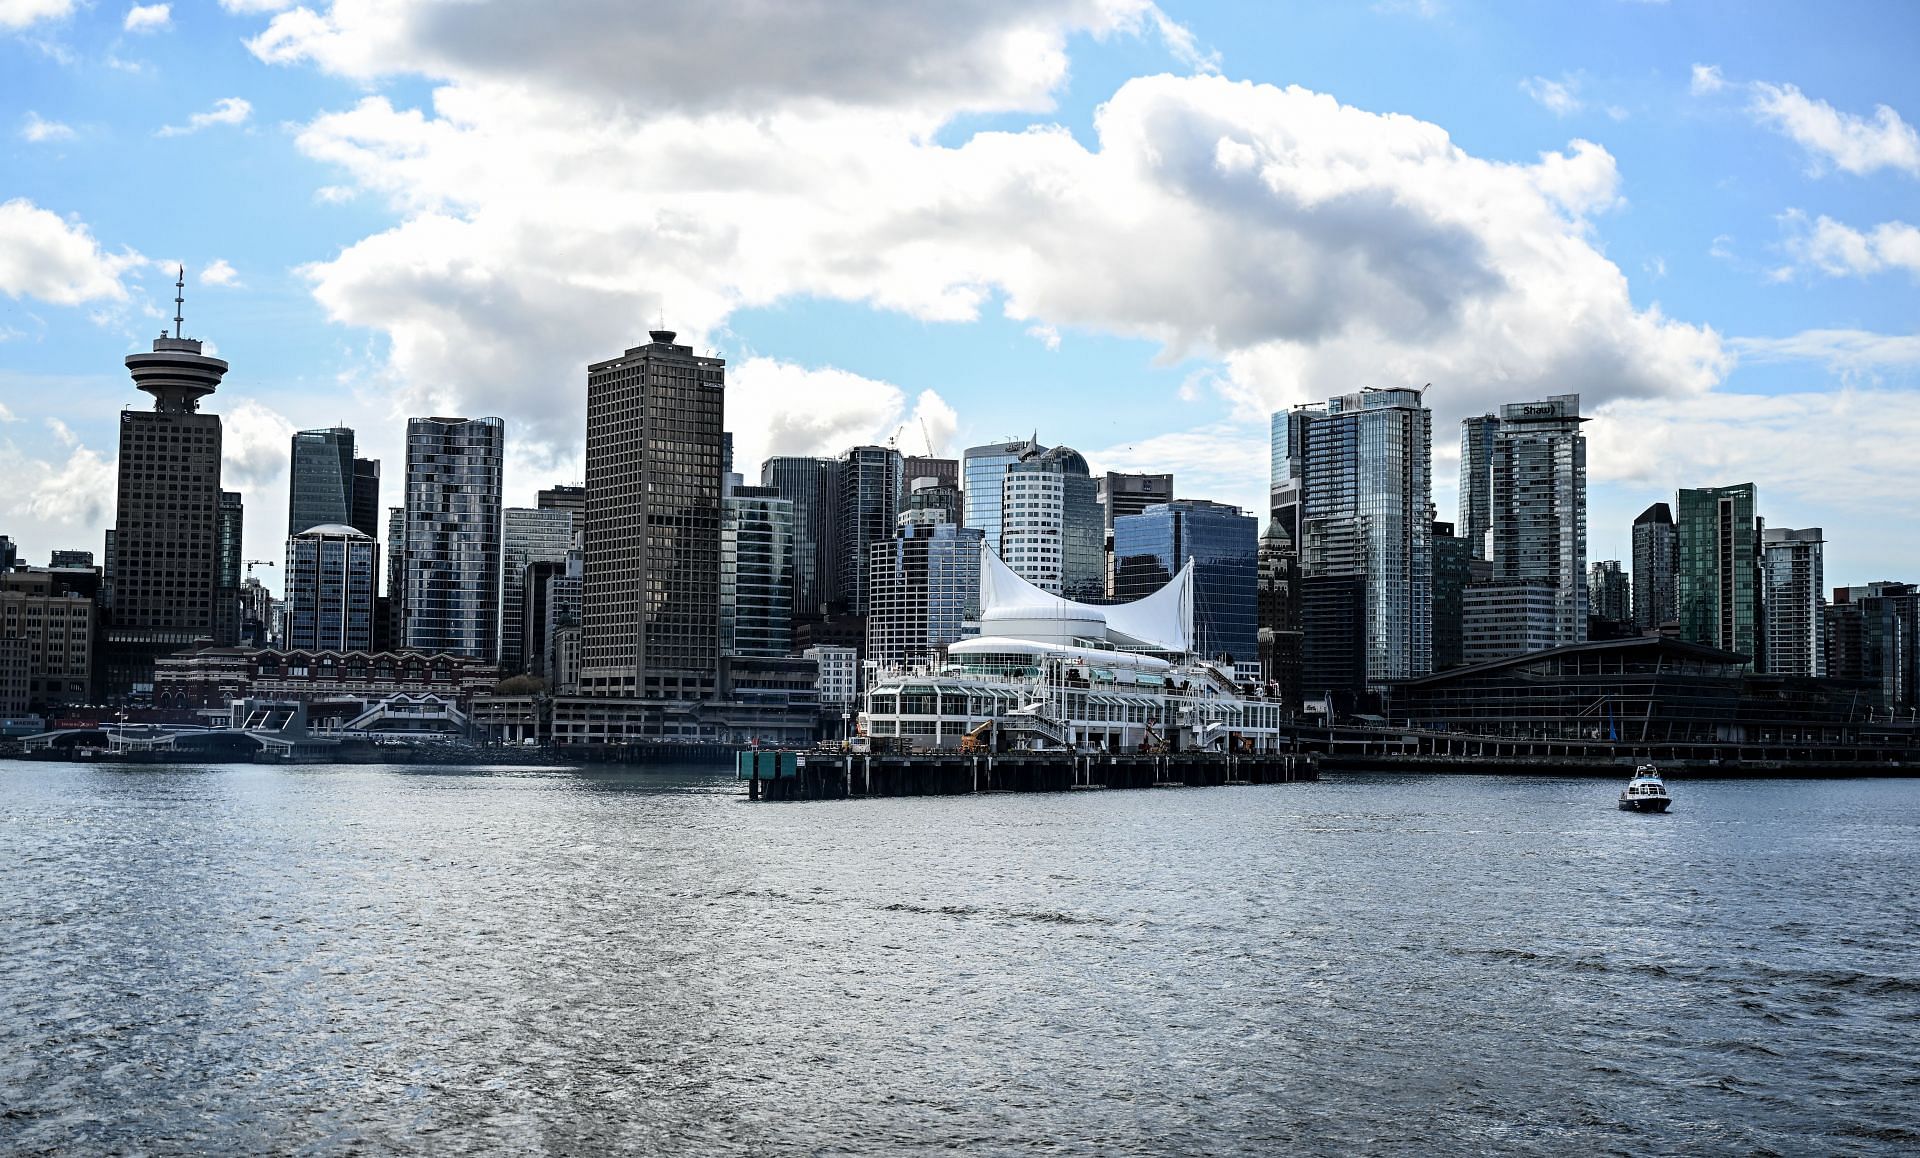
[3,0,1918,598]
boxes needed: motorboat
[1618,764,1672,813]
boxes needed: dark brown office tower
[579,330,725,700]
[537,484,586,542]
[103,269,237,698]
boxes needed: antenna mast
[173,266,185,338]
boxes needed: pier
[738,749,1318,801]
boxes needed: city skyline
[3,2,1919,593]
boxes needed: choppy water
[3,763,1918,1155]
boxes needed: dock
[737,749,1318,801]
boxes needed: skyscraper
[288,427,356,536]
[1677,483,1763,667]
[1458,413,1498,559]
[1256,520,1302,708]
[403,416,505,661]
[579,329,725,700]
[837,445,904,616]
[903,455,960,490]
[351,457,382,540]
[1432,522,1472,671]
[283,524,378,652]
[1099,472,1173,598]
[962,436,1042,551]
[1631,502,1677,629]
[867,520,985,668]
[501,507,575,672]
[1113,500,1258,667]
[104,271,238,696]
[1487,395,1587,649]
[721,485,794,658]
[1000,445,1103,601]
[1589,560,1631,625]
[762,457,841,618]
[537,485,586,543]
[1762,527,1825,677]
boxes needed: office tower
[867,520,985,668]
[49,550,93,569]
[501,507,575,672]
[218,490,244,632]
[1113,500,1258,666]
[1825,582,1916,710]
[384,505,406,649]
[0,537,14,570]
[104,273,238,696]
[1677,483,1763,666]
[101,529,114,612]
[1432,522,1472,671]
[963,436,1042,551]
[1292,388,1434,690]
[1488,395,1587,649]
[544,548,584,688]
[999,445,1103,601]
[903,455,960,490]
[537,484,587,542]
[403,416,505,661]
[1459,413,1498,559]
[1099,472,1173,596]
[351,458,381,540]
[1632,502,1678,629]
[904,476,964,525]
[288,427,357,536]
[762,457,841,619]
[1255,521,1302,709]
[1589,560,1631,625]
[722,485,794,658]
[580,329,725,699]
[804,645,859,714]
[239,575,275,647]
[837,445,904,616]
[0,567,96,710]
[1463,580,1560,664]
[283,524,378,651]
[1762,528,1825,677]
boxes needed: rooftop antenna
[173,265,185,338]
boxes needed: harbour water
[3,762,1917,1154]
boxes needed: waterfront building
[1463,579,1560,665]
[1589,560,1631,626]
[1000,445,1104,601]
[722,485,794,658]
[1099,472,1173,597]
[1487,395,1587,649]
[1677,483,1764,668]
[104,275,240,697]
[402,416,505,661]
[1433,522,1472,671]
[153,644,499,709]
[1632,503,1678,630]
[762,456,841,619]
[1762,528,1825,677]
[1824,582,1914,710]
[1113,500,1258,669]
[837,445,904,616]
[1289,387,1434,690]
[501,507,575,672]
[1255,521,1302,710]
[1459,413,1499,559]
[805,644,858,714]
[0,637,25,718]
[0,568,96,710]
[1269,408,1307,537]
[962,436,1042,551]
[578,329,725,701]
[866,520,984,668]
[283,525,378,652]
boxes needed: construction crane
[919,418,936,457]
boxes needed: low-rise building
[153,645,498,709]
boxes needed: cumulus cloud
[1689,64,1725,95]
[200,258,241,286]
[1778,210,1920,279]
[222,398,297,485]
[724,357,960,475]
[218,0,289,11]
[1729,328,1920,376]
[0,0,73,30]
[2,441,117,526]
[0,200,145,305]
[1749,81,1920,177]
[124,2,169,32]
[20,111,74,142]
[157,97,252,137]
[1521,75,1582,116]
[1091,421,1270,519]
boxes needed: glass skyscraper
[761,456,841,618]
[999,445,1104,601]
[1458,413,1498,559]
[1488,395,1587,649]
[1762,527,1825,677]
[837,445,904,616]
[1113,500,1258,666]
[403,415,505,661]
[289,428,355,536]
[1676,482,1763,668]
[962,437,1041,552]
[501,506,575,672]
[722,485,794,657]
[867,520,985,668]
[1632,502,1677,629]
[284,524,378,652]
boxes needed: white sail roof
[978,547,1192,653]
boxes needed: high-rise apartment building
[1432,522,1472,671]
[1589,560,1631,625]
[722,485,794,658]
[104,278,239,697]
[579,329,725,700]
[867,520,985,668]
[1113,500,1258,667]
[1284,387,1434,689]
[1487,395,1587,650]
[402,416,505,661]
[1825,582,1915,710]
[1458,413,1498,559]
[1677,483,1764,667]
[962,436,1041,551]
[999,445,1103,601]
[384,505,406,648]
[762,457,841,618]
[501,507,575,672]
[283,524,378,652]
[1632,502,1678,629]
[1762,527,1825,677]
[288,428,357,536]
[837,445,904,616]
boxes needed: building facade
[402,416,505,661]
[1255,520,1302,709]
[962,437,1041,552]
[1762,527,1825,677]
[1432,522,1473,671]
[867,520,985,668]
[288,427,357,536]
[501,506,575,673]
[1458,413,1499,559]
[0,568,95,711]
[999,445,1103,601]
[1677,483,1764,667]
[1113,500,1258,668]
[1487,395,1587,650]
[836,445,904,617]
[1099,471,1173,597]
[1824,582,1914,710]
[762,456,841,619]
[721,485,794,658]
[283,525,378,652]
[1632,502,1677,630]
[1463,579,1561,665]
[1589,560,1631,625]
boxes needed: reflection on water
[2,763,1917,1154]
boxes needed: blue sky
[3,0,1918,595]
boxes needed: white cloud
[123,2,170,33]
[1778,210,1920,279]
[1521,75,1582,117]
[0,0,73,30]
[313,184,357,204]
[1,440,117,527]
[1749,81,1920,177]
[156,97,253,138]
[1026,323,1061,351]
[20,111,74,142]
[218,0,290,11]
[0,200,145,306]
[1729,328,1920,376]
[1689,64,1725,95]
[0,403,16,421]
[222,399,297,486]
[200,258,241,286]
[1091,422,1270,519]
[724,357,961,475]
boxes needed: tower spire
[173,265,185,339]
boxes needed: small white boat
[1618,765,1672,813]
